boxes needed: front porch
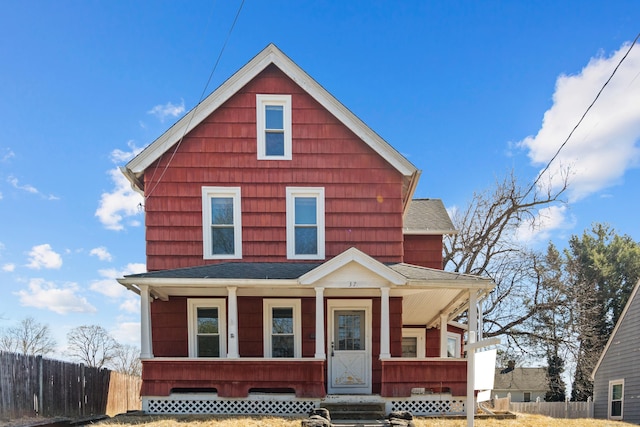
[140,357,467,399]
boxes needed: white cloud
[90,246,113,262]
[7,175,59,200]
[90,262,146,298]
[2,148,15,162]
[95,168,144,230]
[110,141,144,164]
[15,278,96,314]
[148,99,185,122]
[119,298,139,314]
[26,244,62,270]
[519,42,640,201]
[515,205,575,244]
[2,263,15,272]
[110,321,140,346]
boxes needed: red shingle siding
[151,297,188,357]
[403,234,444,269]
[143,64,405,271]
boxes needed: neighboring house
[492,366,549,403]
[592,279,640,423]
[117,44,494,416]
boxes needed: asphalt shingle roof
[404,198,456,234]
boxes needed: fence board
[496,393,594,419]
[0,351,141,421]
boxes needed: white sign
[474,348,497,391]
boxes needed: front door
[327,300,371,394]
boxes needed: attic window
[257,94,292,160]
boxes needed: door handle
[331,341,335,357]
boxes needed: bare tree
[66,325,119,369]
[111,344,142,376]
[444,170,569,354]
[0,317,57,355]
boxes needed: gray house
[492,366,548,403]
[592,279,640,422]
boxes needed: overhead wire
[145,0,246,200]
[521,31,640,202]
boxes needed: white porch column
[314,287,325,358]
[440,314,449,358]
[227,286,239,358]
[380,287,390,359]
[139,284,153,359]
[467,290,479,427]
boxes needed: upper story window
[263,299,302,358]
[187,299,227,358]
[286,187,325,260]
[202,187,242,259]
[256,94,292,160]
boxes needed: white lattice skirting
[144,394,466,417]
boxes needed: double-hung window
[188,299,227,358]
[447,333,461,358]
[263,299,301,358]
[286,187,325,260]
[256,94,292,160]
[401,328,425,358]
[609,379,624,420]
[202,187,242,259]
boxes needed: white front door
[327,300,372,394]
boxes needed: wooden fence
[493,394,594,419]
[0,351,141,421]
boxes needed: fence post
[37,355,43,416]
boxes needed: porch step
[321,402,386,421]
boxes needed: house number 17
[348,281,358,287]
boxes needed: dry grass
[96,413,638,427]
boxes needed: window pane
[402,337,417,357]
[265,132,285,156]
[447,337,458,357]
[337,313,363,351]
[211,198,233,225]
[198,308,219,333]
[265,105,284,129]
[611,400,622,417]
[295,197,316,224]
[272,335,294,357]
[612,384,623,400]
[212,227,235,255]
[295,227,317,254]
[272,308,293,334]
[197,335,220,357]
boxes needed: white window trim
[286,187,325,260]
[401,328,425,358]
[201,186,242,259]
[609,379,624,420]
[263,299,302,358]
[447,332,461,358]
[187,298,227,358]
[256,94,292,160]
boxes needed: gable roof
[122,43,420,208]
[591,279,640,379]
[493,367,548,392]
[404,198,457,235]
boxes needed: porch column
[139,284,153,359]
[314,287,325,358]
[440,314,448,358]
[380,287,390,359]
[227,286,239,358]
[467,290,479,426]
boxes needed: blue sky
[1,1,639,356]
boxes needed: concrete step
[321,402,386,421]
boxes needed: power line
[522,32,640,201]
[145,0,246,199]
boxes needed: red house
[117,44,494,416]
